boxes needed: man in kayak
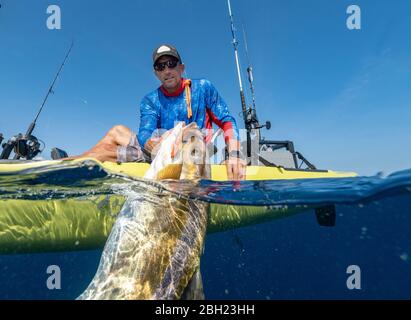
[76,44,245,180]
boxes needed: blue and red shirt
[137,78,239,148]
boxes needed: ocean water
[0,162,410,299]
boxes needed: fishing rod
[0,42,74,160]
[26,41,74,141]
[242,25,257,121]
[227,0,251,158]
[227,0,271,159]
[226,1,316,170]
[242,24,256,115]
[241,23,272,132]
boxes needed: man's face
[154,55,185,92]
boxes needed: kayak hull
[0,158,356,254]
[0,196,306,254]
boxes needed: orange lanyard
[183,79,192,119]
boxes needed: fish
[78,123,209,300]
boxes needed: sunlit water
[0,161,410,299]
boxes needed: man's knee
[103,125,132,146]
[106,125,132,144]
[109,125,131,136]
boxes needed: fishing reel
[241,107,271,135]
[256,120,271,131]
[0,133,42,160]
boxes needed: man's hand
[224,156,247,181]
[224,139,246,180]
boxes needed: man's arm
[204,80,239,146]
[137,97,159,158]
[204,80,246,180]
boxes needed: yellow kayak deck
[0,157,357,180]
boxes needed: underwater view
[0,162,410,299]
[1,0,411,302]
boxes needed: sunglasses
[154,59,179,72]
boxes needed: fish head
[180,128,209,181]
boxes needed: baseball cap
[152,44,182,65]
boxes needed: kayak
[0,158,357,181]
[0,158,357,254]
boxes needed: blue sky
[0,0,410,175]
